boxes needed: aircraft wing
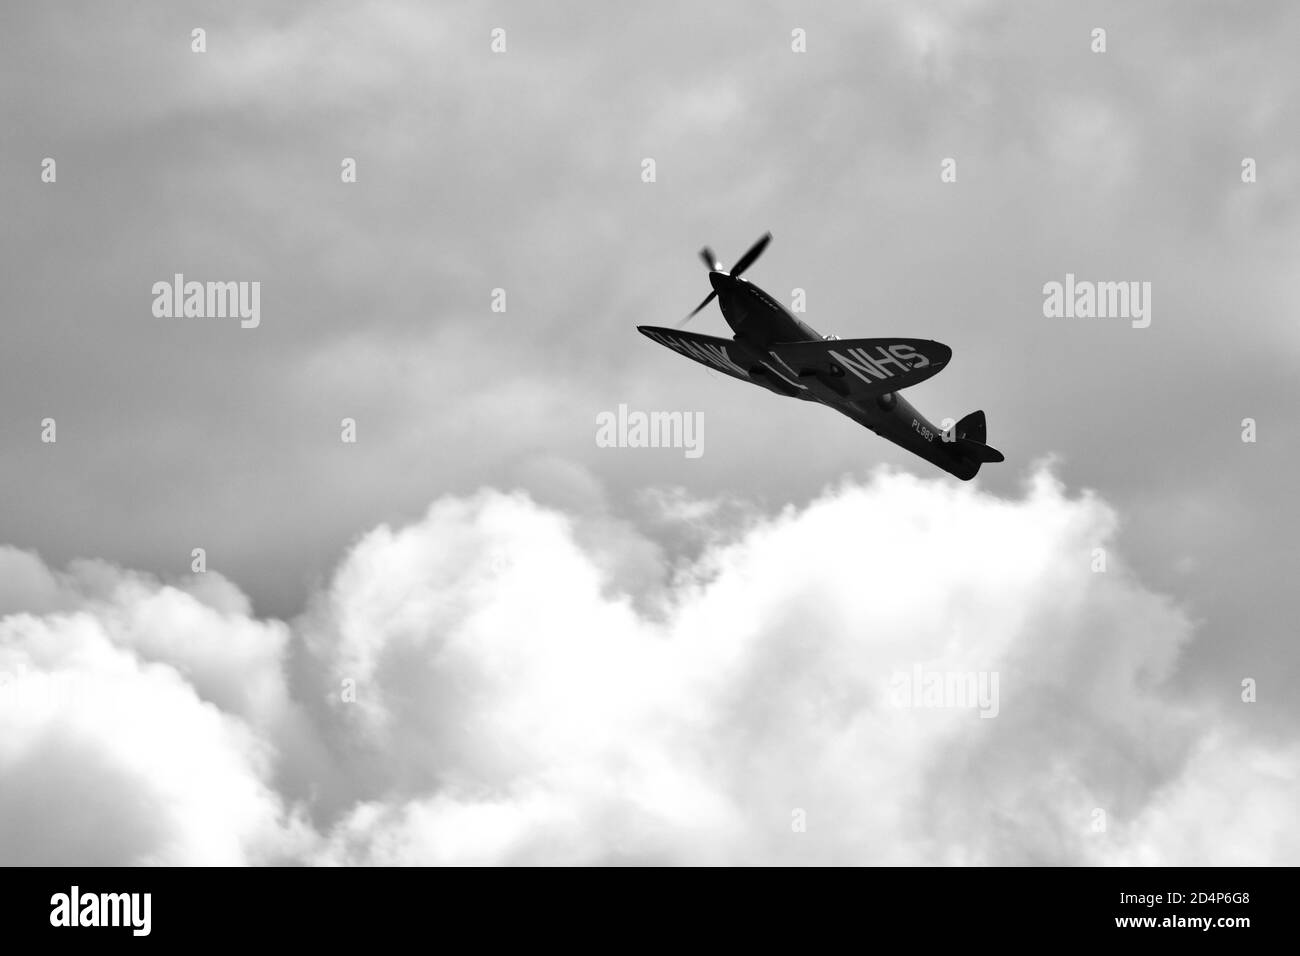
[766,337,951,399]
[637,326,760,387]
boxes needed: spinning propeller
[678,232,772,327]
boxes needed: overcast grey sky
[1,1,1297,865]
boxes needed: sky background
[0,1,1296,864]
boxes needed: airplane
[637,233,1004,480]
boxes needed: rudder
[955,409,986,445]
[954,410,1004,466]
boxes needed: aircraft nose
[708,270,732,293]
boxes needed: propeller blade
[727,232,771,278]
[677,290,717,326]
[699,246,720,271]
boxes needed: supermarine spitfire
[638,233,1004,480]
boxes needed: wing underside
[637,326,759,387]
[639,327,952,402]
[766,337,951,399]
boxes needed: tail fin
[956,410,986,445]
[954,410,1004,467]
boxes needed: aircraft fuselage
[707,270,979,480]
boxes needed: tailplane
[953,410,1004,467]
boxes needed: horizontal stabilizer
[957,438,1005,463]
[954,411,1003,463]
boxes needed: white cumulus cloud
[0,468,1294,865]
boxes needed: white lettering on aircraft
[828,344,929,385]
[644,330,751,378]
[762,352,808,390]
[649,332,935,393]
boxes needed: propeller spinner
[678,232,772,327]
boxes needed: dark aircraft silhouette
[638,233,1004,480]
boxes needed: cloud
[0,620,306,865]
[0,468,1294,865]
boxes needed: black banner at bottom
[0,865,1283,944]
